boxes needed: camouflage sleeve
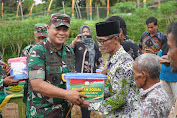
[0,79,3,89]
[28,45,46,80]
[0,54,4,89]
[21,45,33,57]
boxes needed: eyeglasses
[96,35,117,45]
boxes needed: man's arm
[30,78,87,105]
[71,34,82,48]
[82,61,134,114]
[28,44,87,106]
[0,75,19,90]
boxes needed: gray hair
[135,53,161,79]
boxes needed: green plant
[111,2,136,14]
[1,1,177,62]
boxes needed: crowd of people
[0,13,177,118]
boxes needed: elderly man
[157,22,177,110]
[26,13,87,118]
[167,21,177,72]
[81,20,141,117]
[133,53,170,118]
[167,21,177,118]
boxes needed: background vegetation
[0,0,177,62]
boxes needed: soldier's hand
[65,87,88,106]
[3,62,11,75]
[80,97,90,108]
[3,75,20,86]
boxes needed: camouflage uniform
[26,38,75,118]
[21,23,48,105]
[0,53,6,91]
[0,53,7,118]
[21,44,35,57]
[0,54,4,90]
[21,23,48,57]
[21,44,35,104]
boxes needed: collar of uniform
[140,82,161,98]
[46,37,66,56]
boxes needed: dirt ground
[71,105,103,118]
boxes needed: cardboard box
[8,57,28,80]
[62,73,107,102]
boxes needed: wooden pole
[96,6,99,19]
[16,2,20,17]
[19,0,24,20]
[47,0,53,16]
[1,2,3,19]
[90,0,92,20]
[107,0,109,18]
[143,0,147,8]
[137,0,140,8]
[72,0,75,18]
[62,1,65,14]
[75,1,82,19]
[158,0,161,9]
[29,2,35,19]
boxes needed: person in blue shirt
[157,22,177,108]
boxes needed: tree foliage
[111,2,136,13]
[0,1,177,62]
[0,0,17,14]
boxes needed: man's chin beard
[171,67,177,73]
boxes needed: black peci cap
[96,21,120,36]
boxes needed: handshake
[65,87,90,108]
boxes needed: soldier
[0,53,19,118]
[21,23,48,105]
[26,13,87,118]
[21,23,48,57]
